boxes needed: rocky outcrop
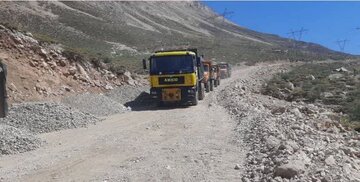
[0,24,146,103]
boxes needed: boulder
[57,59,67,67]
[39,48,48,58]
[25,32,33,37]
[274,160,305,179]
[29,61,38,67]
[271,107,287,115]
[321,92,334,98]
[123,71,133,81]
[68,66,77,75]
[286,82,295,90]
[328,73,343,81]
[265,135,281,149]
[334,67,349,72]
[307,75,315,80]
[324,155,336,166]
[104,84,114,90]
[77,64,88,76]
[290,108,303,118]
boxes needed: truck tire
[192,90,199,106]
[217,79,220,86]
[198,82,205,100]
[210,80,214,91]
[214,79,218,87]
[205,81,210,93]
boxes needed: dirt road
[0,66,262,182]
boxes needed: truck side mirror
[142,59,147,69]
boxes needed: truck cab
[218,62,231,79]
[211,63,221,87]
[202,60,211,92]
[202,60,219,92]
[143,49,205,106]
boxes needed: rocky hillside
[0,25,145,103]
[218,64,360,181]
[0,1,352,72]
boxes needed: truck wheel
[198,82,205,100]
[214,79,218,87]
[217,79,220,86]
[192,90,199,105]
[210,80,214,91]
[205,81,210,93]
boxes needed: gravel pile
[0,124,41,155]
[62,93,130,117]
[219,64,360,182]
[106,85,149,104]
[1,102,99,134]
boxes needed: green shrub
[347,99,360,121]
[263,62,360,124]
[33,33,58,44]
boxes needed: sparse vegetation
[262,61,360,128]
[33,33,58,44]
[0,1,354,73]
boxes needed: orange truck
[202,60,218,92]
[218,62,231,79]
[211,63,221,88]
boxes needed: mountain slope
[0,1,352,71]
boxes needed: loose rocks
[0,124,41,155]
[218,64,360,181]
[62,93,130,117]
[0,102,99,134]
[274,160,305,179]
[106,85,149,105]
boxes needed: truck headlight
[187,88,196,94]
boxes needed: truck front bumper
[150,86,197,103]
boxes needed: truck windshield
[204,65,209,72]
[219,65,228,69]
[150,55,194,74]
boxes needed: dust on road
[0,66,259,182]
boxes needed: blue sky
[204,1,360,55]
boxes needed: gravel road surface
[0,63,359,181]
[0,66,251,181]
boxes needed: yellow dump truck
[143,49,205,106]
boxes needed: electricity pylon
[335,39,349,52]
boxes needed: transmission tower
[203,8,235,51]
[206,8,234,23]
[335,39,349,52]
[287,27,308,41]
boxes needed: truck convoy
[143,48,231,107]
[143,49,205,106]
